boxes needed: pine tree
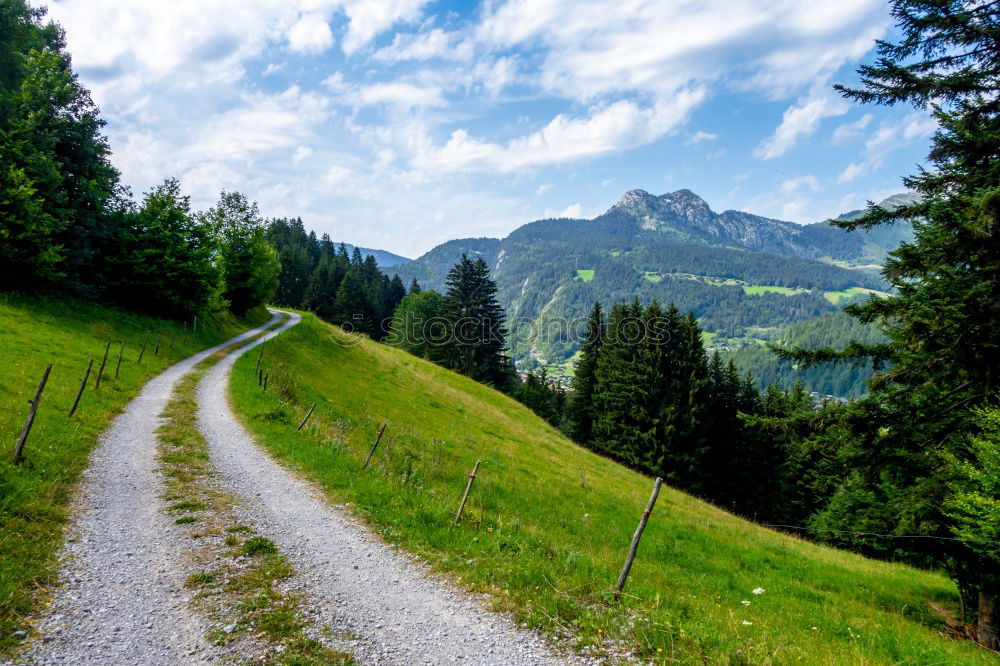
[436,255,512,388]
[774,0,1000,645]
[568,302,604,444]
[409,277,422,295]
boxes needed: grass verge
[229,312,993,664]
[157,326,351,665]
[0,291,269,653]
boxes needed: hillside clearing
[230,312,990,665]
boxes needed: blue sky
[42,0,934,258]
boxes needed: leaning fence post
[362,424,387,469]
[614,476,663,600]
[262,373,269,392]
[67,359,94,418]
[154,331,160,356]
[454,460,481,524]
[296,403,317,432]
[137,330,150,364]
[95,340,111,390]
[114,339,125,378]
[256,345,265,373]
[13,364,52,464]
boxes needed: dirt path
[197,311,579,665]
[19,314,283,666]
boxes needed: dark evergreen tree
[436,255,513,388]
[409,277,422,295]
[568,302,604,444]
[774,0,1000,644]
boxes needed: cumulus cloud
[838,112,936,183]
[288,13,335,53]
[687,131,717,144]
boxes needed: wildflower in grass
[742,620,753,626]
[752,587,765,595]
[741,600,750,606]
[811,627,818,631]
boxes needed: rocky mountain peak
[615,189,658,210]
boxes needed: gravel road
[198,311,580,665]
[17,313,284,666]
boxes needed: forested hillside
[393,202,889,368]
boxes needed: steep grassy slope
[0,293,267,651]
[230,313,990,664]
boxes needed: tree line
[267,217,406,340]
[0,2,280,318]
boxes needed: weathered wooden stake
[169,336,174,351]
[95,340,111,390]
[137,330,150,364]
[193,316,198,332]
[257,366,263,387]
[13,364,52,464]
[454,459,481,524]
[154,331,160,356]
[362,424,387,469]
[614,476,663,600]
[114,339,125,378]
[256,345,265,373]
[68,359,94,417]
[262,372,269,392]
[297,402,317,432]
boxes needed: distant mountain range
[385,189,914,395]
[338,243,411,268]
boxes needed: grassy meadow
[0,292,267,652]
[230,312,991,664]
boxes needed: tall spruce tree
[775,0,1000,645]
[437,255,512,388]
[569,302,605,444]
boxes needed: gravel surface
[14,313,283,666]
[198,311,582,665]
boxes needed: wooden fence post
[193,316,197,332]
[154,331,160,356]
[454,460,481,524]
[362,424,387,469]
[67,359,94,418]
[614,477,663,600]
[137,330,150,364]
[256,345,265,373]
[262,373,269,392]
[13,364,52,464]
[95,340,111,390]
[114,339,125,378]
[296,403,317,432]
[257,367,263,387]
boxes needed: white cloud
[292,146,314,165]
[373,28,468,61]
[287,13,334,53]
[341,0,432,54]
[755,87,850,159]
[558,203,583,218]
[832,113,872,144]
[323,165,353,184]
[840,111,936,183]
[356,82,447,109]
[687,130,717,144]
[415,92,705,173]
[536,183,553,195]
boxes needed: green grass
[643,272,663,283]
[0,291,268,652]
[230,312,990,664]
[741,285,803,296]
[823,287,891,304]
[574,269,595,282]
